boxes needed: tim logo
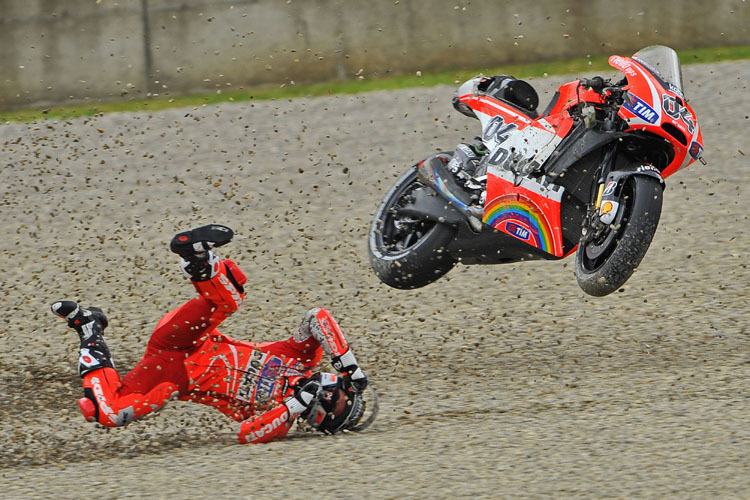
[624,94,658,124]
[506,222,530,241]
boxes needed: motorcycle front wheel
[575,175,663,296]
[368,165,457,289]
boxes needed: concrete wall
[1,0,748,109]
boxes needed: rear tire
[575,175,663,296]
[368,165,457,289]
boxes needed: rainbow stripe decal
[483,194,555,253]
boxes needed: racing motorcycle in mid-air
[369,45,704,296]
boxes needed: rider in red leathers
[51,224,371,444]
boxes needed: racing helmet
[305,374,378,434]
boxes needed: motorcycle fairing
[610,55,664,129]
[543,124,627,181]
[446,222,561,265]
[608,53,702,177]
[461,94,572,176]
[483,168,565,257]
[457,86,579,258]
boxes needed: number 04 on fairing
[368,45,703,296]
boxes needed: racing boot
[170,224,234,262]
[171,223,238,283]
[171,224,246,319]
[53,301,179,426]
[51,300,114,376]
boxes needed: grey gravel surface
[0,60,748,499]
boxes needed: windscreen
[632,45,684,95]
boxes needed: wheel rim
[579,179,634,272]
[373,172,439,258]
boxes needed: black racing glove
[283,377,321,417]
[332,349,368,392]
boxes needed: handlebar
[580,77,625,104]
[580,76,607,93]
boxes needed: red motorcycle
[369,45,704,296]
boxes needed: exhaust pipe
[417,157,483,231]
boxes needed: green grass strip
[2,45,748,123]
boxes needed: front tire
[575,175,663,296]
[369,165,457,289]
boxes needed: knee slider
[308,307,349,357]
[292,307,319,343]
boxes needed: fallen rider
[51,224,375,443]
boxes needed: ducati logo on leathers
[246,411,289,442]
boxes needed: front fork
[581,142,618,245]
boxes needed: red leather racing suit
[79,258,354,444]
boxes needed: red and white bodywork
[453,45,703,257]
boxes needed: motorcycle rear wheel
[575,175,663,296]
[368,166,457,289]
